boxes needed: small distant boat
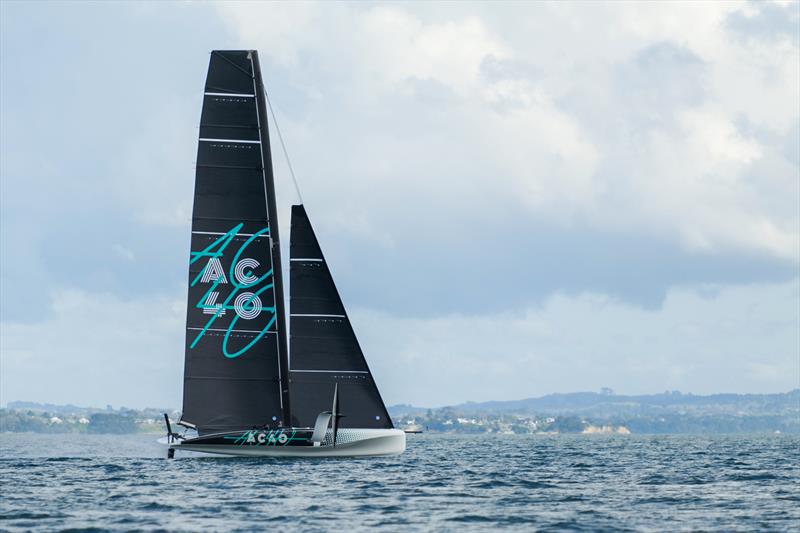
[164,50,404,458]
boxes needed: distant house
[78,417,90,424]
[49,416,63,424]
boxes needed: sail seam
[195,164,262,170]
[187,327,277,334]
[192,216,267,223]
[291,314,346,318]
[290,369,369,374]
[191,231,269,237]
[204,92,255,97]
[200,124,259,129]
[185,376,280,381]
[199,138,261,144]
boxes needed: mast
[251,51,292,426]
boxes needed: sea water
[0,433,798,531]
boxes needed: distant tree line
[1,409,150,434]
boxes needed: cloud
[215,1,799,272]
[354,278,800,406]
[0,288,185,408]
[1,2,798,407]
[726,1,800,46]
[210,1,800,321]
[2,277,795,409]
[0,1,222,321]
[112,244,135,262]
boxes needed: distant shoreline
[388,389,799,435]
[2,390,797,435]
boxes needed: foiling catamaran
[163,50,405,458]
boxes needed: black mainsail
[181,50,393,439]
[182,51,289,434]
[288,205,393,430]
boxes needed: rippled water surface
[1,433,798,531]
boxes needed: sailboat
[163,50,405,457]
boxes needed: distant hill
[6,401,95,414]
[5,401,173,416]
[4,391,798,434]
[388,389,800,418]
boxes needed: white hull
[171,428,406,458]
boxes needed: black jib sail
[181,50,290,435]
[288,205,393,430]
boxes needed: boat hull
[170,428,405,457]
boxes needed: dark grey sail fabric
[182,51,288,435]
[288,205,393,429]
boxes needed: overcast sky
[1,1,798,409]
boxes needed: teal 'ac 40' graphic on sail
[189,222,276,359]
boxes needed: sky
[1,1,798,409]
